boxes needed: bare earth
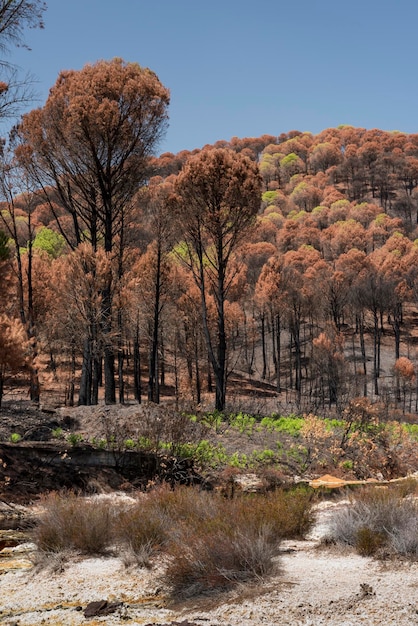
[1,500,418,625]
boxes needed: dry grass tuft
[33,491,116,555]
[326,485,418,558]
[161,485,314,598]
[32,484,315,597]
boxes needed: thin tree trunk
[261,312,267,380]
[0,372,3,408]
[160,332,165,387]
[118,311,125,404]
[92,355,100,405]
[102,283,116,404]
[358,314,367,397]
[276,314,281,394]
[67,342,76,407]
[133,322,141,403]
[148,245,162,403]
[79,337,93,406]
[195,337,201,405]
[26,221,40,404]
[373,310,379,396]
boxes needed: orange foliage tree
[174,148,262,410]
[16,59,170,404]
[0,314,27,406]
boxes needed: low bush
[326,485,418,558]
[260,415,304,436]
[32,484,315,597]
[161,485,315,598]
[164,516,278,598]
[115,499,168,567]
[355,527,386,556]
[33,492,115,555]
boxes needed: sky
[6,0,418,155]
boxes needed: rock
[83,599,122,618]
[0,500,32,530]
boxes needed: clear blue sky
[7,0,418,155]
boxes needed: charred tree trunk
[260,312,267,380]
[102,284,116,405]
[79,337,93,406]
[275,314,282,394]
[148,245,162,403]
[117,308,125,404]
[133,323,141,404]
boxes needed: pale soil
[1,500,418,625]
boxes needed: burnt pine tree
[16,58,170,404]
[175,148,262,411]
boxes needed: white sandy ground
[1,500,418,625]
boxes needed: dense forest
[1,49,418,415]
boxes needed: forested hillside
[1,60,418,415]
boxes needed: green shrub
[9,433,21,443]
[228,412,256,435]
[260,415,304,436]
[228,451,248,468]
[251,449,276,465]
[400,423,418,440]
[66,433,83,447]
[198,410,224,431]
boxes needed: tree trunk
[198,254,226,411]
[118,311,125,404]
[275,314,281,394]
[26,231,40,404]
[133,323,141,403]
[358,314,368,397]
[373,310,379,396]
[215,257,227,412]
[104,344,116,404]
[79,338,92,406]
[261,312,267,380]
[291,310,302,394]
[67,342,76,407]
[102,285,116,404]
[92,355,100,405]
[160,332,165,387]
[195,338,201,405]
[118,349,125,404]
[148,245,162,403]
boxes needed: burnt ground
[0,401,207,504]
[0,400,66,443]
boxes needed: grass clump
[161,485,315,598]
[355,526,386,556]
[116,497,168,567]
[164,515,276,598]
[326,483,418,558]
[33,492,115,555]
[32,484,315,598]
